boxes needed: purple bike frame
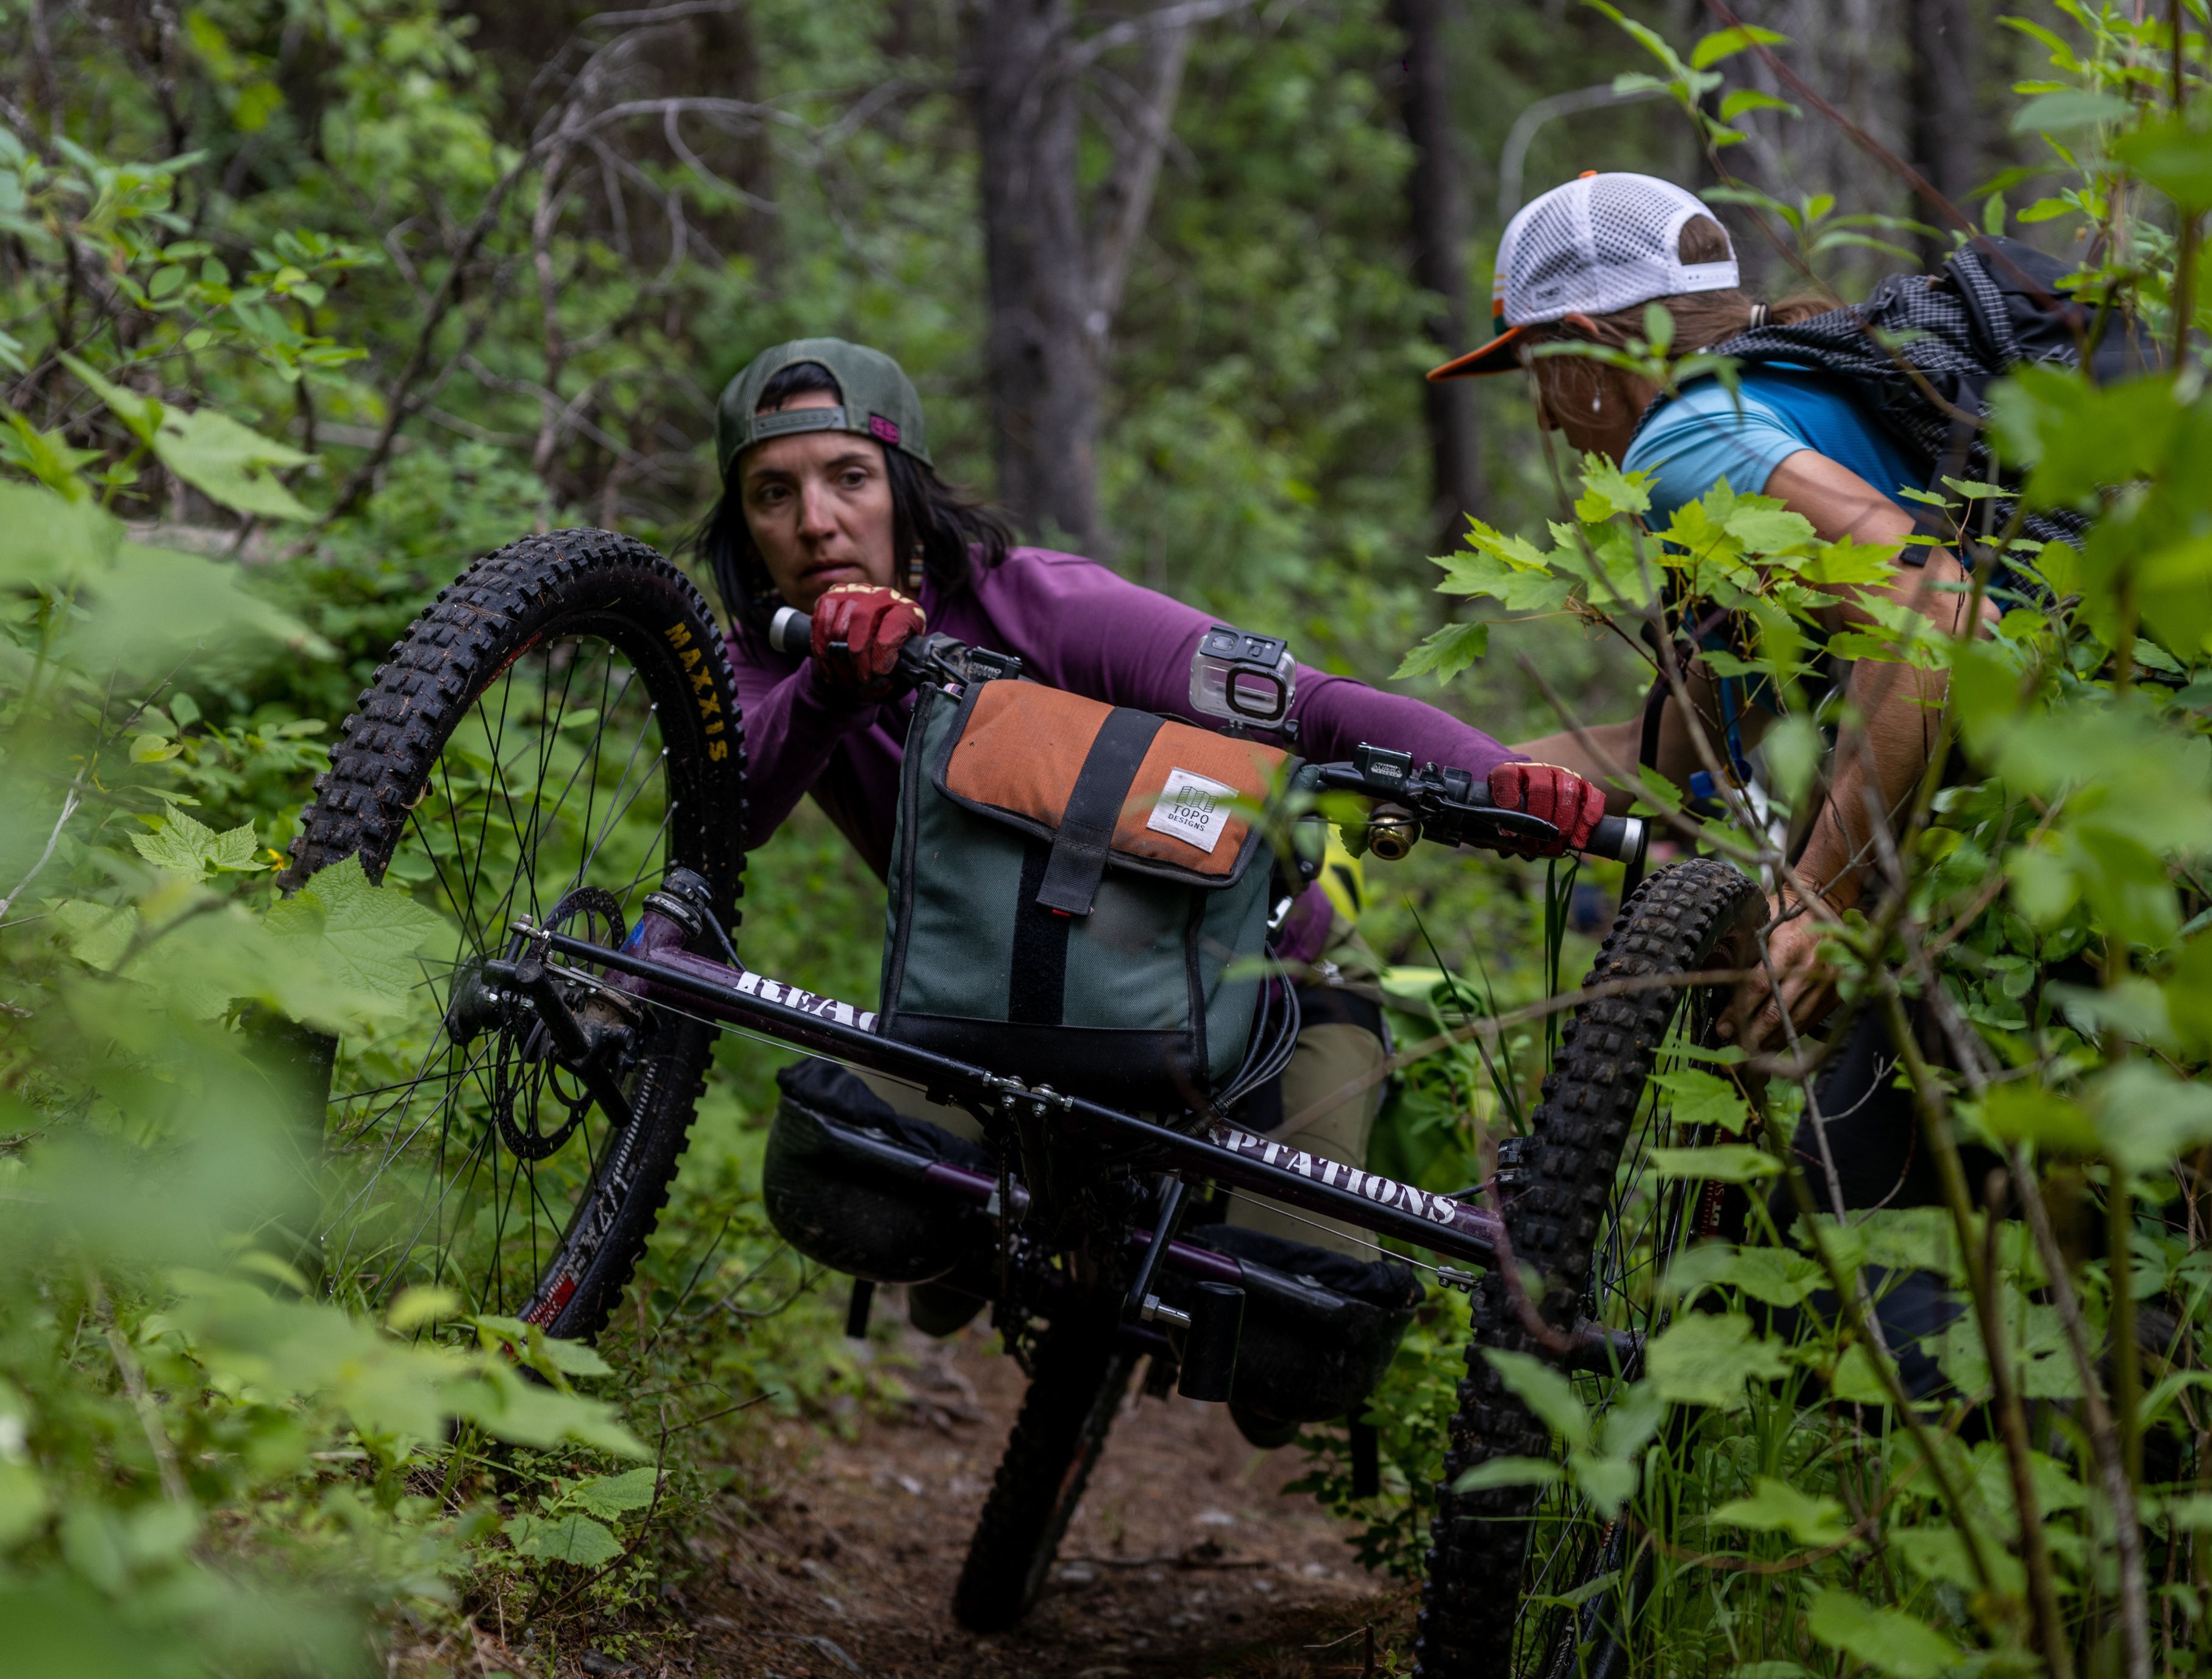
[528,909,1506,1271]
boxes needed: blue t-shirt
[1623,365,1926,527]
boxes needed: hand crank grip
[1587,813,1649,866]
[767,604,813,655]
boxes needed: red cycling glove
[810,583,927,700]
[1488,761,1606,857]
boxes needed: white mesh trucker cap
[1429,172,1740,380]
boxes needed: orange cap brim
[1426,324,1532,380]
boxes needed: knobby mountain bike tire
[284,529,745,1344]
[953,1314,1138,1632]
[1415,858,1760,1679]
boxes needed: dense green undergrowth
[8,2,2212,1677]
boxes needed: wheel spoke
[318,623,680,1329]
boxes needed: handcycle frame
[499,743,1647,1371]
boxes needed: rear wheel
[953,1315,1137,1632]
[285,529,745,1342]
[1415,858,1761,1679]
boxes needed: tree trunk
[969,1,1198,553]
[971,0,1101,550]
[1392,0,1484,540]
[1907,0,1978,266]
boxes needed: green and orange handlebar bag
[879,671,1293,1113]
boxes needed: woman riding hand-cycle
[698,337,1603,1295]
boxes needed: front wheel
[953,1315,1137,1631]
[1416,858,1761,1679]
[285,529,746,1343]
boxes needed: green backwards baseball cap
[714,337,932,479]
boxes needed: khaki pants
[853,1011,1389,1261]
[1221,1021,1388,1257]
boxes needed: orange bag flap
[938,680,1288,881]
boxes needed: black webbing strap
[1008,838,1070,1024]
[1033,708,1165,916]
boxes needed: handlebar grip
[1586,814,1649,865]
[767,605,812,655]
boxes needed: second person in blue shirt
[1449,171,1996,1046]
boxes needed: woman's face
[736,390,899,610]
[1528,316,1657,463]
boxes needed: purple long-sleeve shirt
[728,548,1521,885]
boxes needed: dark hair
[693,360,1012,628]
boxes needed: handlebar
[1300,750,1646,864]
[766,604,814,655]
[759,608,1647,867]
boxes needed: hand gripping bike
[284,532,1759,1677]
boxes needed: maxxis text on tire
[285,529,744,1344]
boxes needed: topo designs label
[1147,768,1237,854]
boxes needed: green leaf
[2114,118,2212,209]
[1647,1068,1753,1134]
[1393,620,1490,684]
[569,1467,660,1519]
[1974,1085,2097,1155]
[2090,1061,2212,1175]
[1451,1456,1563,1494]
[385,1286,460,1332]
[58,352,162,444]
[1435,547,1574,612]
[1688,23,1787,68]
[1718,88,1799,123]
[1722,503,1818,555]
[2163,1492,2212,1530]
[1648,1144,1778,1183]
[1665,1242,1823,1307]
[1709,1475,1849,1546]
[1574,456,1652,521]
[51,900,137,971]
[1805,1588,1961,1679]
[207,822,262,871]
[503,1512,622,1567]
[1482,1349,1590,1450]
[2010,88,2131,136]
[1829,1342,1890,1406]
[0,1463,49,1550]
[265,854,442,1009]
[151,407,314,521]
[1761,714,1822,807]
[1569,1454,1641,1519]
[535,1336,614,1378]
[1647,1313,1788,1410]
[132,809,220,881]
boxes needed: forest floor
[472,1313,1416,1679]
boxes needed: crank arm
[483,955,638,1131]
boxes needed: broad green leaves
[1457,1350,1662,1518]
[132,810,265,882]
[1710,1477,1850,1547]
[503,1512,623,1567]
[501,1466,660,1569]
[1805,1588,1962,1679]
[1646,1313,1791,1410]
[1403,461,1892,693]
[265,855,446,1021]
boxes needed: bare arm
[1761,449,1995,912]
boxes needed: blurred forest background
[0,1,2171,1675]
[21,0,2063,747]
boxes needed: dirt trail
[676,1312,1414,1678]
